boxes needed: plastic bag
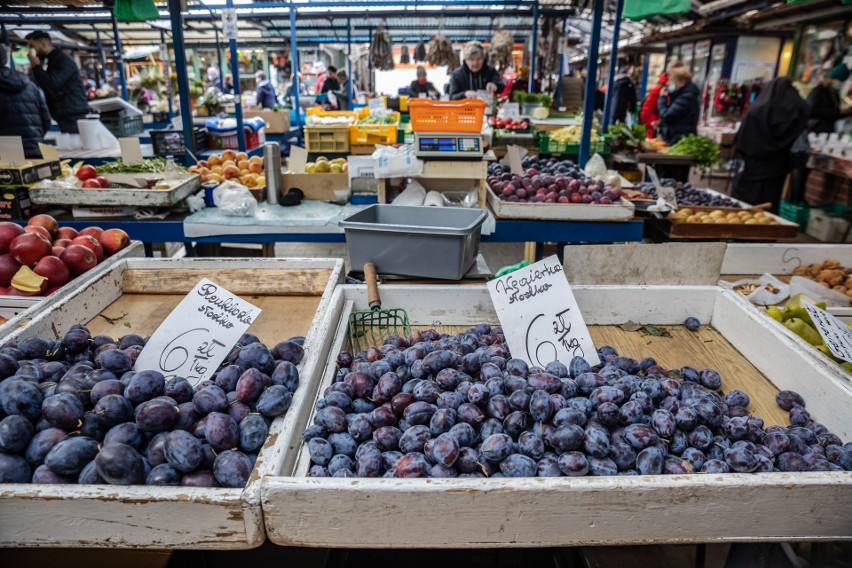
[720,273,789,306]
[390,179,426,206]
[789,276,852,307]
[212,181,257,217]
[372,145,424,178]
[583,153,608,180]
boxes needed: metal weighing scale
[414,132,484,160]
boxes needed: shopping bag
[113,0,159,22]
[623,0,691,20]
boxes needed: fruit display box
[281,173,349,202]
[0,160,62,186]
[260,284,851,548]
[654,206,798,240]
[486,186,635,221]
[29,173,201,208]
[0,241,144,335]
[0,257,344,549]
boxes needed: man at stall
[408,66,439,99]
[610,65,637,125]
[223,74,235,95]
[448,41,504,100]
[0,47,52,158]
[25,30,90,134]
[807,63,852,134]
[254,70,278,109]
[732,77,809,214]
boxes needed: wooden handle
[752,202,773,211]
[364,262,381,308]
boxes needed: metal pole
[578,0,604,167]
[368,28,373,93]
[289,0,302,128]
[347,17,352,109]
[214,27,224,91]
[555,18,566,109]
[601,0,624,130]
[226,0,246,152]
[95,30,106,87]
[528,1,539,93]
[111,15,128,101]
[639,52,650,100]
[1,23,12,71]
[168,0,196,157]
[161,30,174,121]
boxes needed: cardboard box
[0,186,33,219]
[243,109,290,134]
[0,159,61,185]
[807,209,849,243]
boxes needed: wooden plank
[422,160,487,179]
[121,268,333,296]
[564,243,727,286]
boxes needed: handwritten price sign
[487,255,600,368]
[803,300,852,363]
[135,279,262,385]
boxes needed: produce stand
[646,208,798,241]
[30,173,202,208]
[0,257,344,548]
[261,284,852,547]
[487,186,635,221]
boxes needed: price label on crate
[487,255,600,369]
[803,300,852,362]
[503,103,520,121]
[646,165,676,208]
[135,278,262,386]
[368,98,388,118]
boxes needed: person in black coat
[448,41,504,100]
[408,66,439,99]
[610,66,637,124]
[807,63,852,134]
[26,31,90,133]
[657,65,700,144]
[732,77,809,213]
[0,47,51,158]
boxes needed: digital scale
[414,132,484,160]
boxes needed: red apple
[51,246,65,257]
[0,222,24,254]
[9,233,52,266]
[0,254,21,287]
[69,235,103,262]
[98,228,130,257]
[26,214,58,240]
[60,245,97,275]
[0,287,7,295]
[3,286,24,296]
[78,226,104,240]
[34,256,71,288]
[56,226,78,240]
[53,238,71,248]
[23,225,51,241]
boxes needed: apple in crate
[27,214,58,240]
[23,225,51,241]
[99,228,130,256]
[57,227,78,240]
[0,222,24,254]
[9,233,52,267]
[61,245,97,275]
[78,226,103,240]
[34,256,71,288]
[0,254,21,287]
[69,235,104,262]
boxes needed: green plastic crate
[537,132,609,155]
[779,201,812,231]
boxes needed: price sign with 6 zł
[135,278,262,385]
[487,255,600,369]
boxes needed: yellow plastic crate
[305,126,350,153]
[349,112,400,146]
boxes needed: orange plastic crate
[407,98,487,133]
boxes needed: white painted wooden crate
[262,284,852,548]
[0,257,344,549]
[0,241,145,339]
[721,243,852,277]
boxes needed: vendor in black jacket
[657,64,699,144]
[26,31,90,133]
[408,66,439,99]
[0,47,52,158]
[448,42,504,100]
[807,63,852,134]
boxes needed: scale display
[414,132,483,159]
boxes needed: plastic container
[537,132,609,155]
[339,204,488,280]
[151,126,208,157]
[305,127,350,153]
[100,113,144,137]
[349,112,400,146]
[407,98,487,133]
[779,200,812,232]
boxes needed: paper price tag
[646,165,676,207]
[135,279,262,385]
[39,143,59,162]
[504,145,525,176]
[119,137,144,165]
[0,137,26,166]
[503,103,520,120]
[368,98,387,118]
[487,255,601,369]
[803,301,852,362]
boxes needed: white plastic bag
[720,273,789,306]
[583,153,608,180]
[372,144,424,178]
[391,179,426,206]
[212,181,257,217]
[789,276,852,307]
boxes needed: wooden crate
[487,186,635,221]
[261,284,852,548]
[280,172,349,201]
[655,207,798,240]
[0,257,344,549]
[29,173,201,208]
[0,241,145,337]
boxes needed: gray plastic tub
[339,205,488,280]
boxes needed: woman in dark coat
[0,47,52,158]
[610,66,637,125]
[657,65,700,144]
[732,77,809,213]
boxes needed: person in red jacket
[639,72,667,139]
